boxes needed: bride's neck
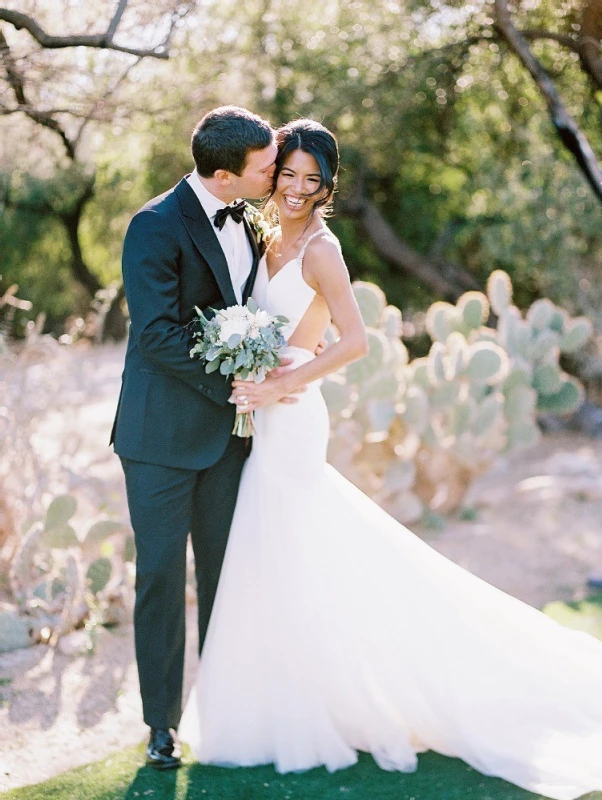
[278,216,325,245]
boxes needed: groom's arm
[122,208,232,406]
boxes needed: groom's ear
[213,169,232,186]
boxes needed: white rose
[218,317,249,344]
[219,305,250,322]
[252,309,273,328]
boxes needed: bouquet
[189,299,288,437]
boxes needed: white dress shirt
[187,170,253,304]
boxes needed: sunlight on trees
[1,0,601,332]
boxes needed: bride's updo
[271,118,339,216]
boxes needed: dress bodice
[252,229,336,341]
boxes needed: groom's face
[230,143,278,200]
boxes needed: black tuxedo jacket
[110,177,260,469]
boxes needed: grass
[2,595,602,800]
[4,745,594,800]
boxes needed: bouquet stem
[232,409,255,438]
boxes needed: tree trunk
[338,196,479,300]
[60,211,103,298]
[100,284,128,342]
[581,0,602,90]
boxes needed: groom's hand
[266,357,306,405]
[315,338,327,356]
[267,356,294,379]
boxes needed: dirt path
[1,344,602,791]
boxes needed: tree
[493,0,602,202]
[0,0,194,330]
[3,0,601,332]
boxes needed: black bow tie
[213,200,247,231]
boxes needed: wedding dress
[179,230,602,800]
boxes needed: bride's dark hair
[266,119,339,222]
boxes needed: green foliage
[4,0,602,331]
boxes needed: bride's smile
[273,149,328,219]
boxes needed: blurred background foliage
[1,0,601,338]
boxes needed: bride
[179,118,602,800]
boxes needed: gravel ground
[1,344,602,791]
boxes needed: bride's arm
[231,238,368,411]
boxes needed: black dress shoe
[146,727,182,769]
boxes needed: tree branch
[425,27,601,91]
[0,7,171,58]
[0,105,97,117]
[0,29,76,159]
[521,29,581,51]
[73,56,141,147]
[494,0,602,202]
[580,0,602,89]
[338,196,479,300]
[105,0,129,44]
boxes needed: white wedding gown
[180,231,602,800]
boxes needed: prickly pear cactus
[7,493,130,646]
[323,275,592,522]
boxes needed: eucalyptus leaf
[206,346,223,361]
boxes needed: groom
[111,106,278,768]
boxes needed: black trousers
[120,436,248,729]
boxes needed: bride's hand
[231,363,305,412]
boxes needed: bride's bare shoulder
[304,229,343,263]
[303,230,347,289]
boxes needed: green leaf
[227,334,242,348]
[220,358,234,376]
[206,360,220,373]
[235,350,247,369]
[206,346,223,361]
[246,297,258,314]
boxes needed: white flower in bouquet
[218,316,251,344]
[189,298,289,436]
[248,310,272,340]
[219,305,251,321]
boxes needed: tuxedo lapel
[242,217,260,304]
[174,178,238,308]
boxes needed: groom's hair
[191,106,274,178]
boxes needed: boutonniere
[245,205,272,247]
